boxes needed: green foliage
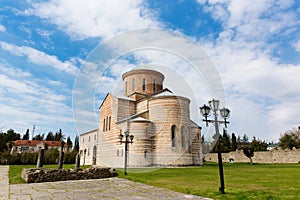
[231,133,237,151]
[45,131,54,141]
[279,128,300,150]
[33,133,44,140]
[44,148,59,164]
[243,146,254,165]
[22,129,30,140]
[64,150,78,164]
[74,135,79,151]
[20,152,38,164]
[251,137,268,151]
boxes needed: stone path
[1,166,211,200]
[0,166,9,200]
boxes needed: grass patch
[9,164,90,184]
[118,162,300,200]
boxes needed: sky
[0,0,299,143]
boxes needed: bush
[44,148,59,164]
[64,150,78,164]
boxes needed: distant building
[11,140,71,154]
[80,66,203,167]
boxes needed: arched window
[132,79,135,91]
[103,119,106,132]
[153,79,156,93]
[108,116,111,130]
[106,116,108,131]
[142,78,146,91]
[171,125,176,147]
[181,126,185,148]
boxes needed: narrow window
[103,119,106,132]
[181,126,185,148]
[142,78,146,91]
[171,125,176,147]
[94,134,96,141]
[106,116,108,131]
[132,79,135,91]
[109,116,111,130]
[83,138,84,143]
[88,136,90,142]
[153,79,156,93]
[117,149,119,156]
[144,151,147,158]
[125,81,127,94]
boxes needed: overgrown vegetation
[119,163,300,200]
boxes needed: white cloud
[0,24,6,32]
[26,0,160,40]
[0,41,78,75]
[0,61,75,136]
[292,40,300,52]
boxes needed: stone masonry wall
[205,149,300,164]
[21,167,117,183]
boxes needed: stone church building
[80,66,203,167]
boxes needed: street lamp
[119,130,134,175]
[200,99,230,194]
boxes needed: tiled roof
[12,140,69,147]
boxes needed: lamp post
[119,130,134,175]
[200,99,230,194]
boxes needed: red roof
[12,140,69,147]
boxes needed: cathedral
[79,66,203,167]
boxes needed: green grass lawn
[9,164,90,184]
[118,162,300,200]
[9,163,300,199]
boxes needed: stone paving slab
[1,166,211,200]
[10,178,211,200]
[0,166,9,200]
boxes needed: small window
[181,126,185,148]
[103,119,106,132]
[125,81,127,94]
[117,149,119,156]
[83,138,84,143]
[142,78,146,91]
[94,134,96,141]
[144,151,147,158]
[88,136,90,142]
[106,116,108,131]
[132,79,135,91]
[109,116,111,130]
[171,125,176,147]
[153,79,156,93]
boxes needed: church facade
[79,66,203,167]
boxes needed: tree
[0,134,7,152]
[33,133,44,141]
[243,146,254,165]
[45,131,54,141]
[22,129,30,140]
[55,129,65,141]
[279,128,300,150]
[231,133,237,151]
[4,129,20,142]
[251,137,268,151]
[74,135,79,151]
[220,129,231,153]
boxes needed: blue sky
[0,0,299,142]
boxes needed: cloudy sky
[0,0,299,142]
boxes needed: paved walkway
[1,166,211,200]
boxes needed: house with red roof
[10,140,72,154]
